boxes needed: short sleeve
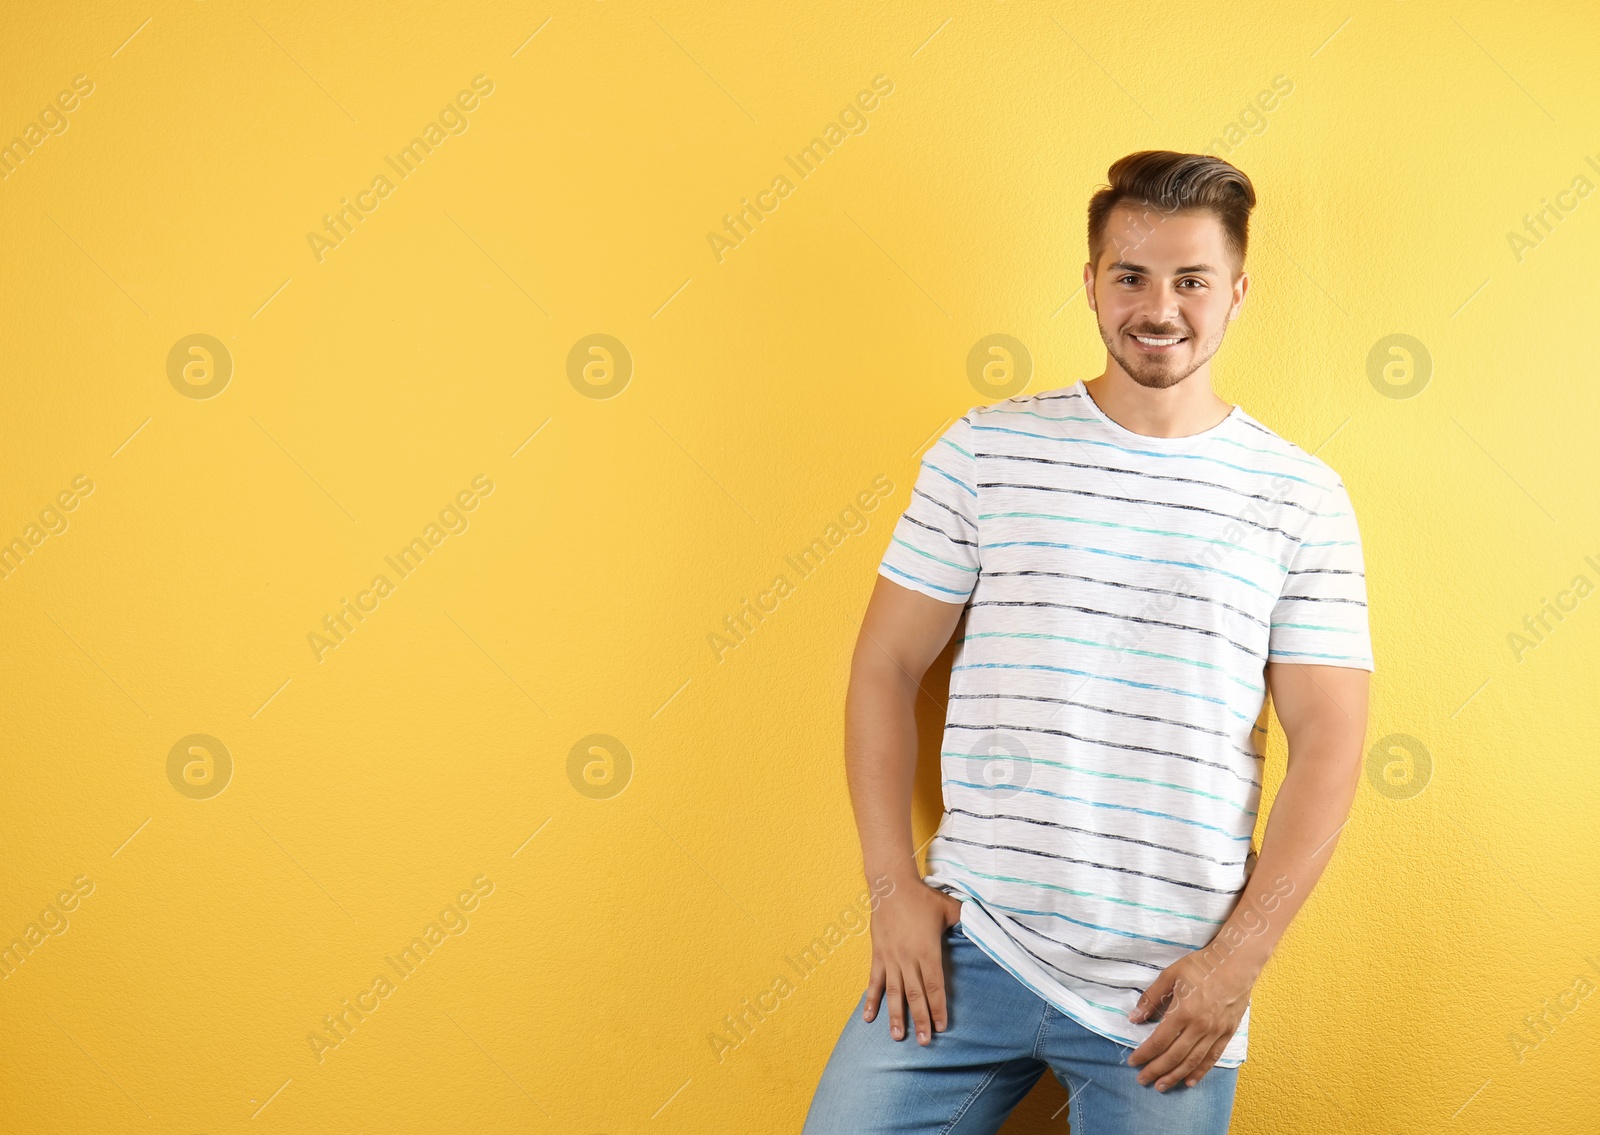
[1268,479,1375,670]
[876,412,981,605]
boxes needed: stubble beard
[1097,317,1225,391]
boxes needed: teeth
[1133,335,1182,346]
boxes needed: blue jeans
[802,922,1239,1134]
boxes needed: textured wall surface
[2,1,1598,1132]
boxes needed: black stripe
[935,834,1243,895]
[903,513,977,547]
[974,448,1326,517]
[989,920,1154,991]
[967,599,1265,663]
[980,569,1270,630]
[944,807,1247,868]
[911,486,977,530]
[949,691,1262,755]
[976,479,1300,543]
[1002,908,1164,976]
[944,720,1262,791]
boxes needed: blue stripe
[983,404,1327,472]
[941,749,1256,816]
[971,422,1326,486]
[943,778,1253,841]
[964,631,1266,695]
[879,561,969,596]
[922,459,976,497]
[928,856,1230,925]
[979,511,1286,569]
[971,893,1209,951]
[953,661,1262,721]
[984,540,1274,596]
[1267,648,1372,664]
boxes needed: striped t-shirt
[877,379,1374,1068]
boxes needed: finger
[1180,1039,1231,1088]
[903,959,935,1045]
[1153,1032,1216,1091]
[921,951,950,1034]
[863,957,885,1021]
[884,965,908,1040]
[1125,1013,1183,1068]
[1136,1026,1204,1088]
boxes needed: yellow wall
[2,1,1598,1131]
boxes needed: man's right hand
[863,878,963,1045]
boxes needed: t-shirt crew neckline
[1070,379,1240,451]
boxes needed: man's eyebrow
[1107,261,1219,275]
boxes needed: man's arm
[1210,662,1372,972]
[1124,661,1371,1091]
[845,575,967,1046]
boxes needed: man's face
[1085,205,1248,390]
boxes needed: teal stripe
[984,405,1326,472]
[972,422,1325,487]
[963,630,1265,695]
[944,778,1253,841]
[984,539,1273,595]
[891,535,978,573]
[952,661,1262,722]
[1272,621,1360,634]
[938,435,974,461]
[985,410,1100,426]
[978,511,1285,569]
[942,749,1256,816]
[959,890,1211,950]
[928,857,1226,926]
[880,561,969,596]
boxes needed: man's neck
[1082,372,1234,439]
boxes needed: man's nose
[1142,281,1184,324]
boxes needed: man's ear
[1228,271,1249,321]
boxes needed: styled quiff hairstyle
[1086,151,1257,276]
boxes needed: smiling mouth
[1129,333,1186,351]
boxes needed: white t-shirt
[876,380,1375,1068]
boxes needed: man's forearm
[843,650,924,887]
[1203,733,1363,977]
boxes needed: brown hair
[1086,151,1257,275]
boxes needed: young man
[802,151,1374,1134]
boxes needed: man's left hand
[1123,947,1260,1090]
